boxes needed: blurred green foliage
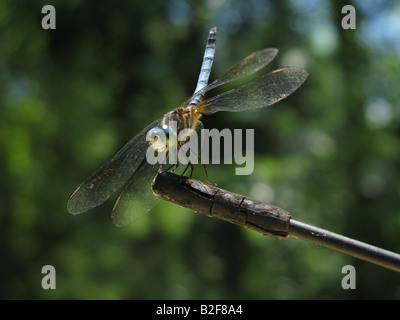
[1,0,399,299]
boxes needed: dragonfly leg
[181,162,194,177]
[202,163,210,184]
[160,163,179,173]
[171,163,180,172]
[202,164,217,186]
[189,163,194,178]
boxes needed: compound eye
[146,127,169,152]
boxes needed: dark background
[1,0,399,299]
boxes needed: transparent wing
[195,67,308,115]
[111,159,161,227]
[182,48,278,107]
[67,119,161,215]
[206,48,278,92]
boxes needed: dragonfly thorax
[147,108,203,153]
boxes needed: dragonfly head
[146,124,176,152]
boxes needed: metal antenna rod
[289,220,400,272]
[152,172,400,272]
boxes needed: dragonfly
[67,27,308,227]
